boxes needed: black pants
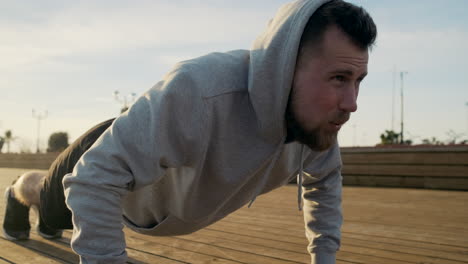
[39,118,115,229]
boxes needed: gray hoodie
[63,0,342,263]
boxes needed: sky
[1,0,467,153]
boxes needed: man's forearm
[64,173,128,263]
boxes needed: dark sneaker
[2,187,31,240]
[37,214,62,239]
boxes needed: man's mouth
[329,122,343,130]
[326,112,350,131]
[329,118,348,130]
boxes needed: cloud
[0,2,275,71]
[370,28,468,73]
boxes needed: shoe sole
[37,228,63,239]
[2,226,30,241]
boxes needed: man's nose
[339,86,358,113]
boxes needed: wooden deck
[1,168,467,264]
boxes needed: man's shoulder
[171,50,250,98]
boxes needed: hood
[248,0,331,144]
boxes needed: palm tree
[0,136,4,153]
[4,130,15,153]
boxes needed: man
[2,0,376,263]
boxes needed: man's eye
[333,75,345,82]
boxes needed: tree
[379,130,400,145]
[47,132,69,152]
[3,130,16,153]
[446,130,464,145]
[378,130,412,146]
[421,137,443,145]
[421,131,467,145]
[0,137,4,153]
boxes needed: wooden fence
[341,145,468,190]
[0,153,58,170]
[1,145,467,190]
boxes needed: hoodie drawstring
[248,138,285,208]
[297,144,305,211]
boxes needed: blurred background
[0,0,467,153]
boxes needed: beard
[285,98,348,152]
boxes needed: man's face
[289,25,369,151]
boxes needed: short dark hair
[299,0,377,53]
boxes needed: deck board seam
[7,240,74,264]
[343,235,468,255]
[0,256,15,264]
[343,239,468,263]
[190,231,307,254]
[128,234,304,264]
[125,246,190,264]
[205,227,304,246]
[343,231,468,249]
[339,250,416,264]
[126,235,248,264]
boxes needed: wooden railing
[1,145,467,190]
[341,145,468,190]
[0,153,58,170]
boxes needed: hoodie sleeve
[301,143,343,264]
[63,66,206,264]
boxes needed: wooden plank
[126,247,190,264]
[342,164,468,177]
[2,168,468,264]
[342,175,468,190]
[0,153,57,170]
[16,233,78,263]
[344,231,468,254]
[216,214,305,236]
[59,232,186,264]
[0,237,65,263]
[0,257,12,264]
[337,250,414,264]
[341,146,468,153]
[343,188,468,219]
[343,175,426,188]
[214,212,468,252]
[342,233,468,263]
[176,231,309,263]
[344,218,468,237]
[124,232,277,264]
[343,222,468,246]
[226,209,468,250]
[125,231,302,264]
[340,243,466,264]
[424,177,468,189]
[207,221,307,245]
[189,228,306,254]
[341,152,468,165]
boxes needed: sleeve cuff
[310,251,336,264]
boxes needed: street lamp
[32,109,48,153]
[391,66,396,131]
[400,71,408,144]
[465,102,468,139]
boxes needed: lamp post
[465,102,468,139]
[32,109,48,153]
[400,71,408,144]
[391,66,396,131]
